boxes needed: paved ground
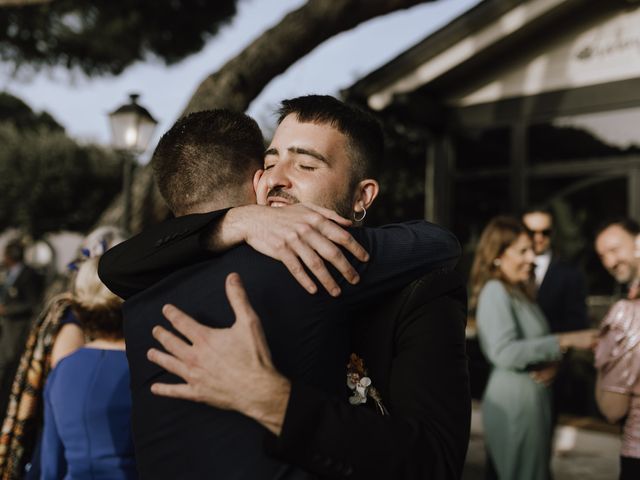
[462,403,620,479]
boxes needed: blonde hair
[72,257,123,340]
[469,215,535,312]
[80,226,127,258]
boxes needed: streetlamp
[108,93,158,233]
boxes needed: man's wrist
[201,205,255,252]
[556,334,569,354]
[240,369,291,436]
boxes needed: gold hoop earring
[353,208,366,222]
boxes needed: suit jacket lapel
[538,255,557,295]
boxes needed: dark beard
[333,195,355,219]
[266,187,299,204]
[267,187,353,219]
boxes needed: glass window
[453,127,511,170]
[528,107,640,164]
[452,176,510,278]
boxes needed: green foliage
[0,93,122,237]
[0,91,63,131]
[0,0,240,76]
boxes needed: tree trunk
[98,0,433,233]
[184,0,431,114]
[95,164,169,232]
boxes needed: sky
[1,0,480,161]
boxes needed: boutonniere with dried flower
[346,353,389,415]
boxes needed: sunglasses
[526,228,552,237]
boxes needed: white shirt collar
[534,251,552,286]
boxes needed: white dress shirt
[534,252,551,287]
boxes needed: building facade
[346,0,640,295]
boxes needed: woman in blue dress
[41,257,137,479]
[0,226,126,479]
[469,216,596,480]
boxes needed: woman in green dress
[469,216,596,480]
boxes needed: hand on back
[147,273,290,435]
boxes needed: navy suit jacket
[99,211,461,479]
[537,257,589,333]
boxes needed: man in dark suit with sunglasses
[522,207,589,334]
[522,207,591,432]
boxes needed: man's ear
[252,169,264,195]
[352,178,379,212]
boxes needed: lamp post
[108,93,158,233]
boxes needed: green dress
[477,280,562,480]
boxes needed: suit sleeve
[98,215,460,302]
[476,281,561,370]
[264,278,470,479]
[562,267,589,331]
[98,210,229,299]
[343,221,461,305]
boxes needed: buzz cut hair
[152,109,264,215]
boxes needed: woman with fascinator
[0,226,125,480]
[470,216,597,480]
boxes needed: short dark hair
[5,239,24,262]
[522,205,554,223]
[152,110,264,215]
[595,217,640,238]
[277,95,383,185]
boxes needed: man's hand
[147,273,291,435]
[529,363,559,387]
[207,204,369,297]
[557,329,599,351]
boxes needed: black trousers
[620,456,640,480]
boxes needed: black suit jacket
[1,264,43,322]
[99,211,462,479]
[265,270,470,479]
[0,265,44,417]
[537,258,589,333]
